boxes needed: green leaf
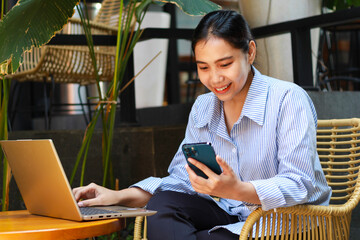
[156,0,221,16]
[135,0,152,22]
[153,1,166,7]
[0,0,80,73]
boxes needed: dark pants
[146,191,239,240]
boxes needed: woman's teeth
[216,83,231,91]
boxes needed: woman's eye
[198,66,208,70]
[221,62,232,68]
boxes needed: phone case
[182,142,222,179]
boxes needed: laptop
[0,139,156,221]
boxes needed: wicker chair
[6,0,121,128]
[6,0,121,85]
[134,118,360,240]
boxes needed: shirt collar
[241,67,268,126]
[194,93,221,129]
[194,67,268,129]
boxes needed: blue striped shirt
[132,67,331,235]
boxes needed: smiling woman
[72,10,331,240]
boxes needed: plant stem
[72,1,112,187]
[1,77,10,211]
[70,107,101,185]
[1,0,4,20]
[102,102,116,186]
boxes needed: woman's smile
[214,82,232,93]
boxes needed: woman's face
[194,37,255,103]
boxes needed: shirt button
[232,148,236,154]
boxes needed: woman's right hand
[73,183,120,207]
[72,183,153,208]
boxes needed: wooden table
[0,210,125,240]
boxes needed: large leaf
[135,0,153,21]
[157,0,221,16]
[0,0,80,74]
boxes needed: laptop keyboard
[80,207,118,216]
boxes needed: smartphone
[182,142,222,179]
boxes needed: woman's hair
[192,10,255,53]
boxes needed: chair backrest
[94,0,121,28]
[317,118,360,204]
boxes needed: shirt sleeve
[250,87,321,211]
[130,151,197,195]
[130,102,202,195]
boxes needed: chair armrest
[239,203,357,240]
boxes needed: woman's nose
[211,70,225,84]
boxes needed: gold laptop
[0,139,156,221]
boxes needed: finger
[73,185,95,201]
[185,164,196,177]
[72,186,88,197]
[216,156,234,174]
[73,187,85,201]
[74,191,85,202]
[78,198,100,207]
[186,164,199,181]
[185,164,207,193]
[72,187,81,196]
[188,158,217,179]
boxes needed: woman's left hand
[186,155,243,200]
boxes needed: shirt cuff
[130,177,163,195]
[250,179,286,211]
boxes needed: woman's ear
[248,40,256,65]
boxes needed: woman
[73,10,331,239]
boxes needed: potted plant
[0,0,221,211]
